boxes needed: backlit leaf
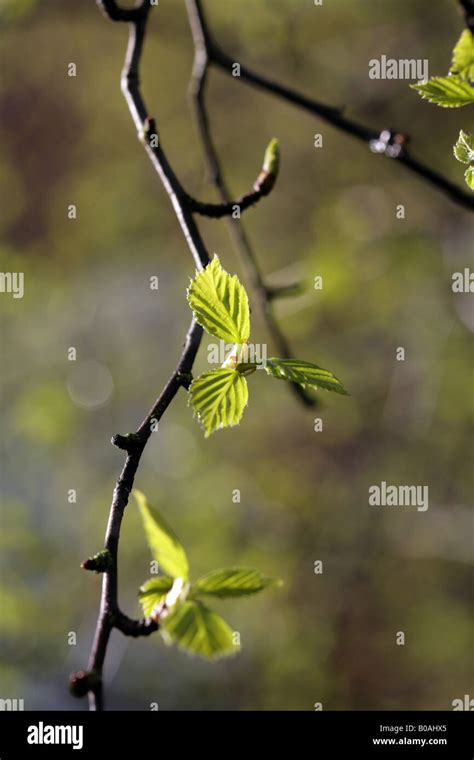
[134,490,189,579]
[161,601,238,659]
[187,256,250,343]
[411,76,474,107]
[188,368,249,437]
[194,567,279,598]
[451,29,474,82]
[464,165,474,189]
[454,130,474,163]
[264,358,348,395]
[139,576,174,617]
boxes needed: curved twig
[185,0,316,408]
[77,0,211,711]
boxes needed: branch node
[111,432,140,453]
[98,0,148,23]
[69,669,101,698]
[140,116,158,146]
[81,549,113,574]
[177,370,193,390]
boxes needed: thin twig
[81,318,202,711]
[188,0,474,212]
[185,0,316,408]
[459,0,474,32]
[79,0,212,711]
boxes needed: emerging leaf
[465,166,474,190]
[451,29,474,82]
[263,137,280,176]
[188,368,249,437]
[134,490,189,580]
[161,600,239,659]
[194,567,279,598]
[254,138,280,195]
[187,256,250,343]
[265,358,348,395]
[453,130,474,163]
[410,76,474,107]
[139,576,174,617]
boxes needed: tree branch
[78,318,202,710]
[78,1,214,711]
[185,0,316,408]
[188,0,474,212]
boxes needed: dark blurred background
[0,0,473,710]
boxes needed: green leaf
[264,358,348,395]
[410,76,474,107]
[464,165,474,190]
[188,368,249,437]
[193,567,279,598]
[263,137,280,176]
[133,490,189,580]
[139,576,174,617]
[255,138,280,195]
[161,600,239,659]
[453,130,474,163]
[451,29,474,82]
[187,256,250,343]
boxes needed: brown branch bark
[78,0,211,711]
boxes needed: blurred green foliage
[0,0,472,710]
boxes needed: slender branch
[459,0,474,32]
[186,174,276,218]
[82,319,202,711]
[80,0,212,711]
[188,0,474,212]
[186,0,315,408]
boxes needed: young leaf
[139,576,174,617]
[134,490,189,580]
[194,567,279,598]
[254,138,280,195]
[264,358,348,395]
[451,29,474,82]
[187,256,250,343]
[161,600,238,659]
[453,130,474,163]
[410,76,474,107]
[464,166,474,190]
[188,368,249,437]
